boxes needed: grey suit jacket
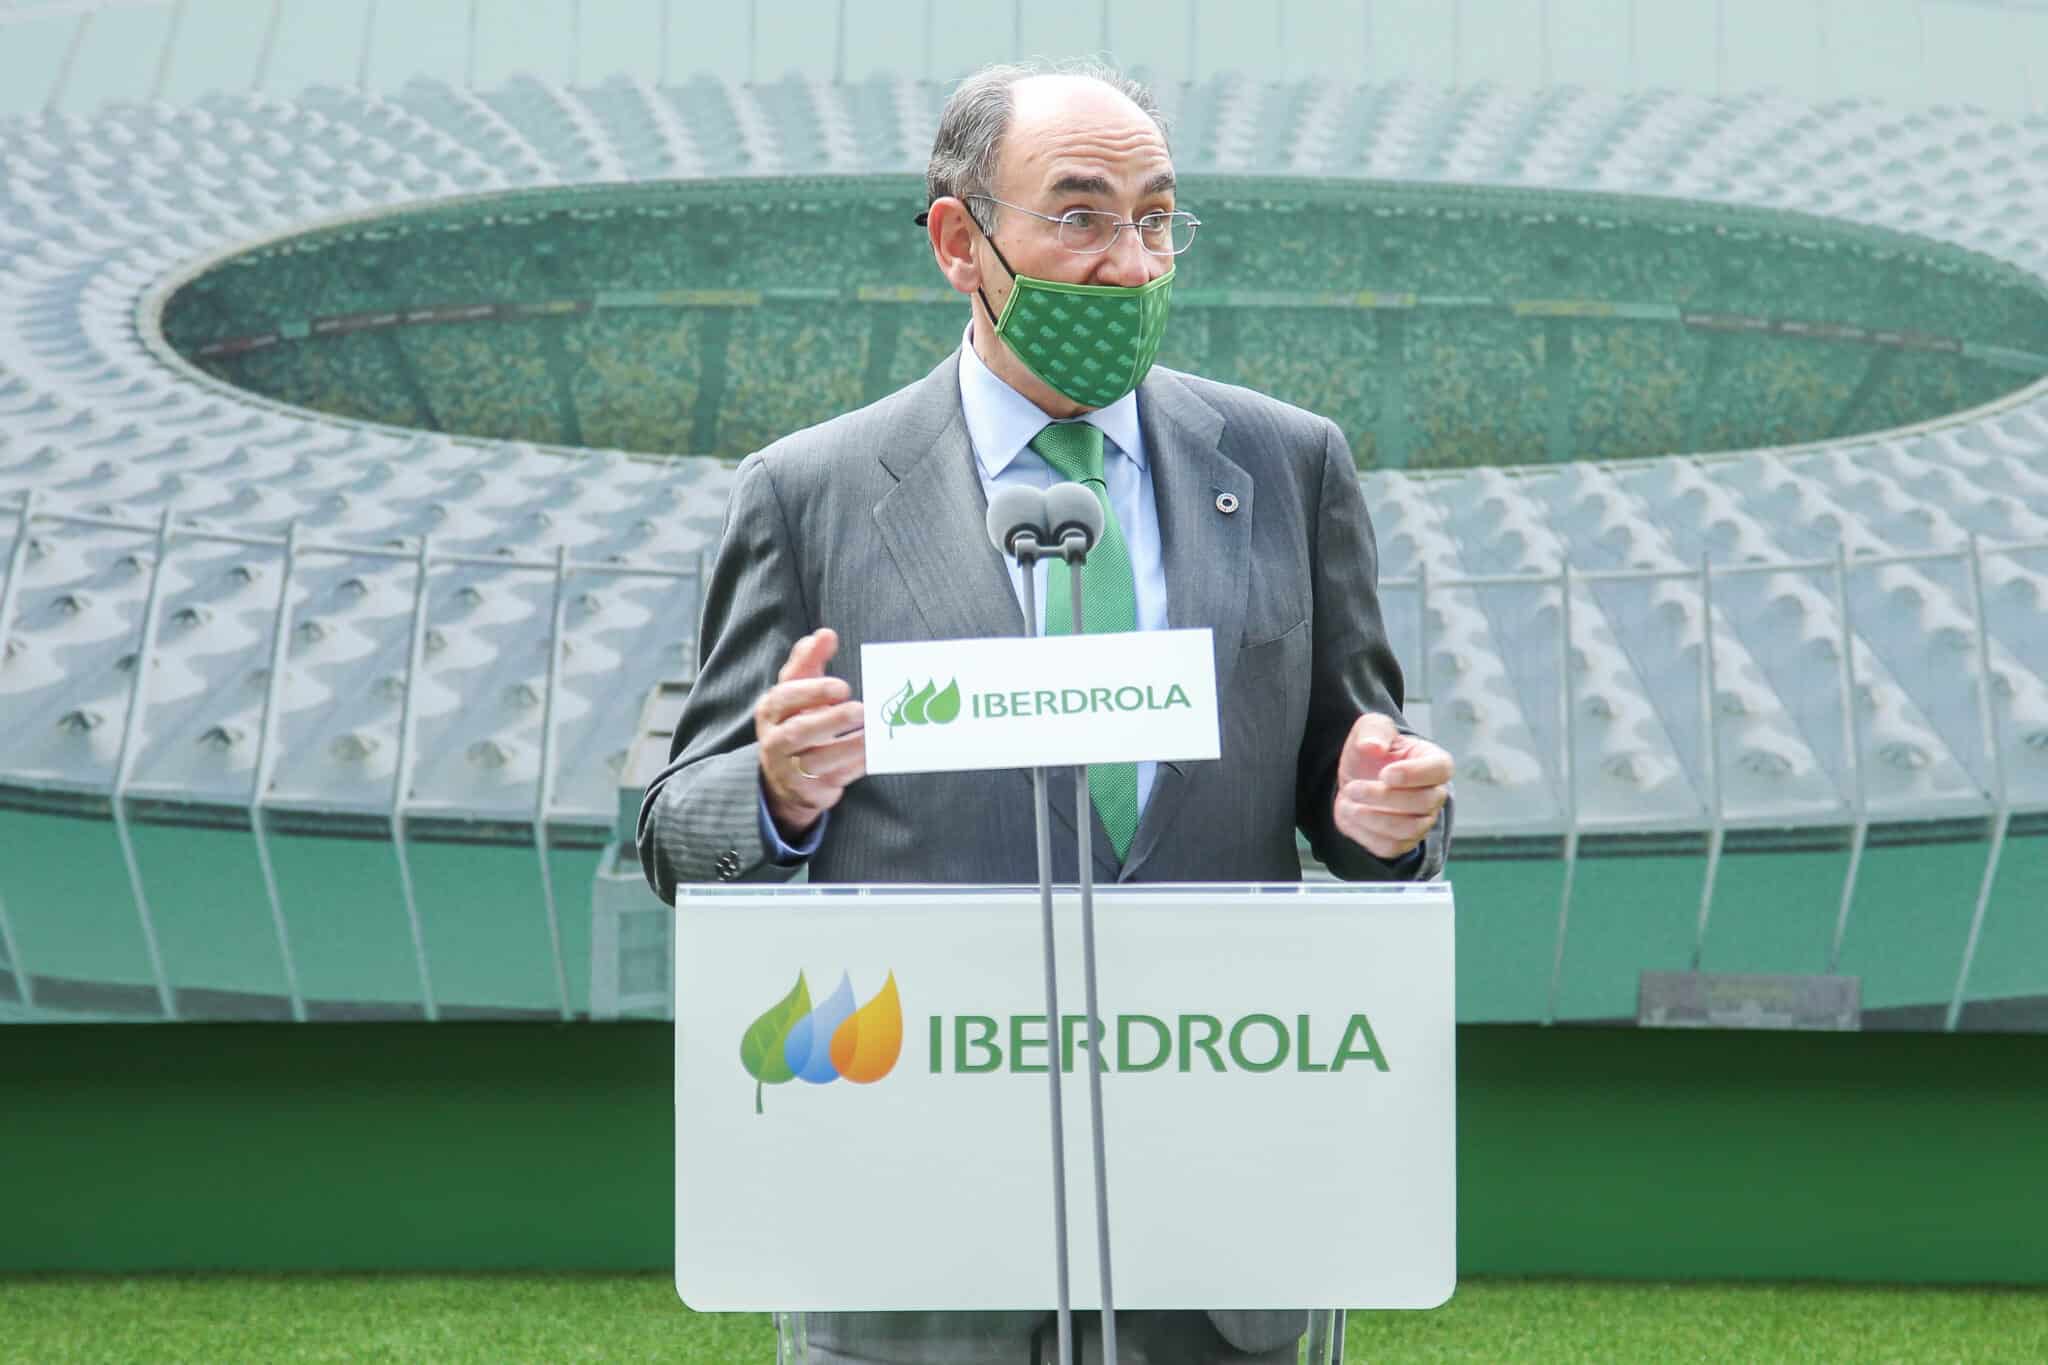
[640,351,1451,1363]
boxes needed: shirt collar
[958,326,1145,480]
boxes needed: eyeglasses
[965,194,1201,256]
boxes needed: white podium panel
[674,883,1455,1312]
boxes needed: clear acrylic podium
[773,1307,1348,1363]
[675,882,1456,1357]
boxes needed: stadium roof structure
[2,73,2046,865]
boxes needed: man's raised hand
[756,628,867,841]
[1332,712,1454,865]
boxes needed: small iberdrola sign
[861,629,1220,775]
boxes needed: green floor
[3,1274,2043,1364]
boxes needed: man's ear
[926,197,982,298]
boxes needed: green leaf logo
[881,678,959,735]
[902,679,936,724]
[881,679,913,736]
[738,971,811,1115]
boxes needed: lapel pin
[1215,492,1239,514]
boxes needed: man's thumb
[795,628,837,677]
[1344,713,1399,777]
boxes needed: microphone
[986,485,1050,563]
[1044,482,1105,564]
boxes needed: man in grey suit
[642,60,1453,1365]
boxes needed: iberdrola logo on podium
[739,971,903,1114]
[881,678,960,736]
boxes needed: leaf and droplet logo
[738,970,903,1113]
[881,677,960,736]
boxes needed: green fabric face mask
[979,239,1175,410]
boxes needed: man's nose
[1092,222,1161,287]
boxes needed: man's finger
[771,700,867,756]
[1381,751,1455,788]
[776,628,840,685]
[1335,799,1436,839]
[1341,780,1448,817]
[1339,712,1399,780]
[1333,799,1437,852]
[790,733,868,786]
[755,676,852,728]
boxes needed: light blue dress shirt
[760,334,1169,862]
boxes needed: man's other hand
[1333,712,1453,864]
[757,628,867,842]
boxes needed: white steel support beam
[1827,541,1868,974]
[150,0,186,103]
[2017,6,2040,112]
[1714,0,1728,95]
[1947,536,2013,1031]
[0,892,30,1013]
[1691,554,1726,973]
[1815,0,1831,100]
[0,487,35,1012]
[1629,0,1640,86]
[248,521,306,1022]
[0,493,36,1007]
[109,508,179,1019]
[1916,0,1932,92]
[253,0,284,92]
[1416,558,1432,704]
[390,537,439,1020]
[532,545,573,1021]
[570,0,583,85]
[1451,0,1462,88]
[45,8,94,114]
[0,492,35,689]
[357,0,376,93]
[1949,809,2013,1031]
[1546,560,1579,1024]
[1963,536,2011,810]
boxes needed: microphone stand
[996,484,1117,1365]
[1061,532,1119,1365]
[1015,532,1075,1365]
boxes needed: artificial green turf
[2,1274,2045,1364]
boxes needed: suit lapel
[1120,369,1252,879]
[871,355,1117,878]
[871,357,1026,645]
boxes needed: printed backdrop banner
[672,883,1457,1312]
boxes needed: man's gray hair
[925,59,1169,235]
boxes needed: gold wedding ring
[794,758,819,782]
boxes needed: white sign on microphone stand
[861,628,1221,776]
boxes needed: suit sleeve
[638,453,814,904]
[1296,420,1453,882]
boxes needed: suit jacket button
[715,850,741,880]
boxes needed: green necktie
[1032,420,1141,862]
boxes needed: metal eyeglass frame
[963,194,1201,256]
